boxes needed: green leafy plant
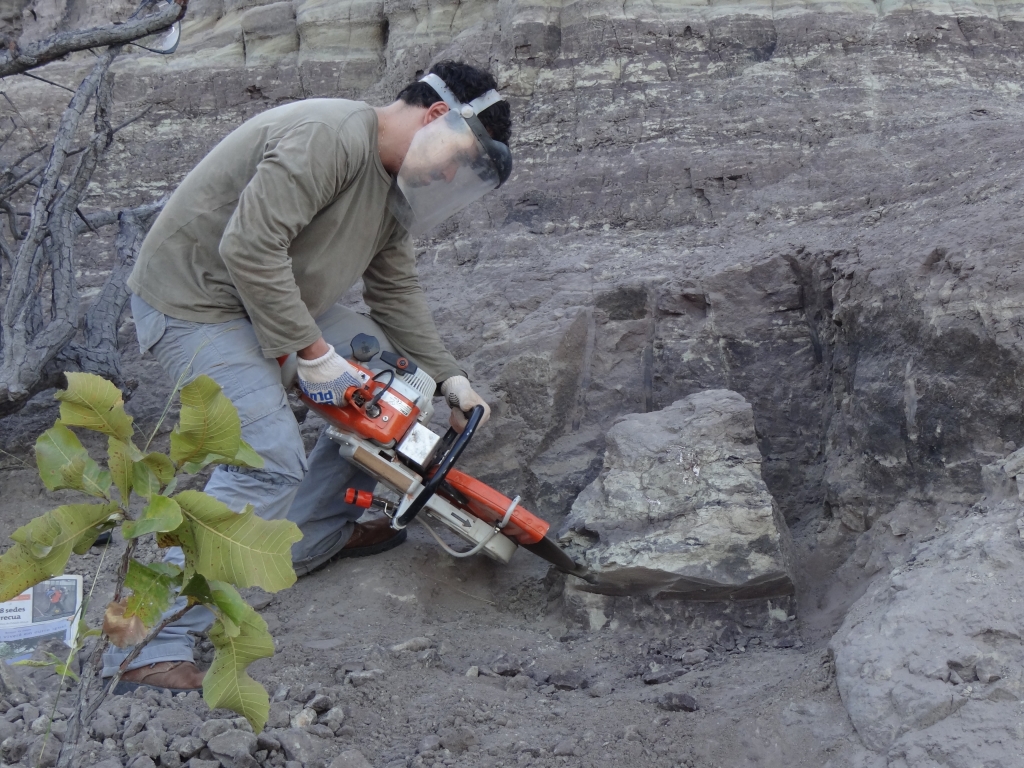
[0,372,301,745]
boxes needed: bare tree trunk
[59,203,163,384]
[0,0,187,77]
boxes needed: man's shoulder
[255,98,374,135]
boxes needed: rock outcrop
[830,490,1024,763]
[561,390,794,600]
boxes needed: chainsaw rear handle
[394,404,485,528]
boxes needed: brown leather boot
[293,517,407,577]
[113,661,205,695]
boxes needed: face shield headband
[386,73,513,235]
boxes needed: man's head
[397,61,512,144]
[380,61,514,235]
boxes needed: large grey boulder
[560,390,793,600]
[830,493,1024,763]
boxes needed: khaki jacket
[128,99,463,382]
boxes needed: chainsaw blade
[523,536,595,582]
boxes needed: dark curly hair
[397,61,512,145]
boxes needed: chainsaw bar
[522,536,595,582]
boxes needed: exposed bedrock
[6,0,1024,762]
[559,390,794,600]
[830,491,1024,762]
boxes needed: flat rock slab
[561,390,793,599]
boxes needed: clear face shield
[387,74,512,236]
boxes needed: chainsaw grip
[395,404,485,527]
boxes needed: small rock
[50,719,67,741]
[0,719,18,742]
[30,714,51,735]
[305,694,333,713]
[338,724,356,738]
[418,734,442,753]
[438,725,477,754]
[278,728,315,764]
[505,674,534,691]
[272,685,290,702]
[267,702,290,729]
[92,758,125,768]
[346,669,384,687]
[256,732,281,752]
[389,637,433,653]
[550,670,589,690]
[643,666,685,685]
[657,693,700,712]
[187,759,221,768]
[21,705,40,723]
[307,724,335,739]
[321,706,345,731]
[128,757,157,768]
[290,708,318,728]
[155,710,202,737]
[329,748,373,768]
[553,739,576,756]
[207,730,258,764]
[171,735,205,759]
[125,730,166,759]
[161,751,183,768]
[123,712,148,739]
[416,648,442,667]
[198,719,234,743]
[674,649,710,665]
[248,593,273,611]
[588,681,613,697]
[2,733,30,763]
[465,666,479,677]
[285,762,303,768]
[28,735,60,768]
[976,656,1002,684]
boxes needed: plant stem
[54,636,108,768]
[95,602,192,707]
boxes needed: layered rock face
[5,0,1024,763]
[560,390,794,600]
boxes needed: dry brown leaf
[103,600,147,647]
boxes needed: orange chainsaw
[280,334,590,578]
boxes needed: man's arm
[218,121,347,359]
[361,230,464,384]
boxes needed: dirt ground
[0,349,876,768]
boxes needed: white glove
[441,375,491,432]
[296,345,368,406]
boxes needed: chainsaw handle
[394,404,485,527]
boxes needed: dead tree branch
[0,0,188,78]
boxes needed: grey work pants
[102,295,411,676]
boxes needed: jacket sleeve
[218,121,347,358]
[361,228,465,384]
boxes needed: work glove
[296,345,368,406]
[441,375,491,432]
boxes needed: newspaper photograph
[0,575,83,663]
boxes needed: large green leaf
[179,576,251,638]
[107,438,135,502]
[123,560,178,628]
[142,452,175,484]
[171,491,300,592]
[122,495,183,539]
[169,376,263,472]
[35,421,89,491]
[204,606,273,732]
[60,455,112,499]
[55,372,133,441]
[0,504,119,601]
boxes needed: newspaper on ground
[0,575,84,663]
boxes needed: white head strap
[420,73,504,118]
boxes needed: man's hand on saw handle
[442,375,491,432]
[296,343,368,405]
